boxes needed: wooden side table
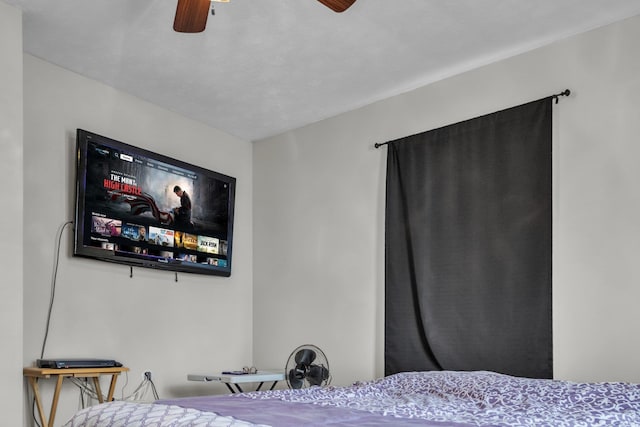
[23,366,129,427]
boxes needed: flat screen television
[74,129,236,277]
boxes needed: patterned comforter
[64,371,640,426]
[63,400,268,427]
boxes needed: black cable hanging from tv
[374,89,571,149]
[41,220,74,359]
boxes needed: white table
[188,371,285,393]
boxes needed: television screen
[74,129,236,277]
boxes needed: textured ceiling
[6,0,640,141]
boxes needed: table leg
[107,374,120,402]
[49,374,65,427]
[92,376,104,403]
[28,377,48,427]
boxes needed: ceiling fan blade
[174,0,210,33]
[316,0,357,13]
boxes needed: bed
[63,370,640,426]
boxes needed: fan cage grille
[285,344,331,389]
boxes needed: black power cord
[145,372,160,400]
[31,220,73,427]
[40,220,73,359]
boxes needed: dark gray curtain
[384,98,552,379]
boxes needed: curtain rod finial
[553,89,571,104]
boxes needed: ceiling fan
[174,0,357,33]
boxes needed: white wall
[22,55,254,425]
[0,2,23,424]
[253,13,640,384]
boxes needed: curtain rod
[374,89,571,149]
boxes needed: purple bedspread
[159,395,453,426]
[158,371,640,426]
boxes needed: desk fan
[285,344,331,389]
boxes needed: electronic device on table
[36,358,122,369]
